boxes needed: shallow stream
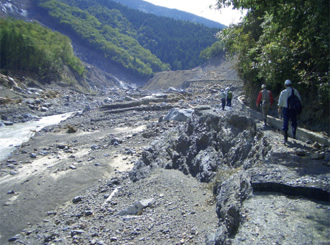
[0,112,74,161]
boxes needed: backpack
[261,89,270,104]
[287,89,302,115]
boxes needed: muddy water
[0,112,74,161]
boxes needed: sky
[143,0,247,26]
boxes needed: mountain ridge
[0,0,221,86]
[111,0,226,29]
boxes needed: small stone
[110,237,118,241]
[72,196,82,204]
[71,230,85,236]
[40,106,48,112]
[56,144,66,149]
[91,144,99,150]
[111,179,120,185]
[8,234,20,242]
[30,153,37,158]
[85,210,93,216]
[3,121,14,126]
[9,171,17,176]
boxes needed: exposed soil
[0,83,220,244]
[0,57,329,244]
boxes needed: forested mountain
[31,0,219,78]
[0,18,84,81]
[111,0,226,29]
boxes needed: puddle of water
[0,112,74,161]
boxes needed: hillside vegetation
[0,18,85,82]
[205,0,329,132]
[34,0,219,78]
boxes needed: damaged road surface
[0,81,329,244]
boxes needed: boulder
[164,108,194,122]
[118,198,155,216]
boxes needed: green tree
[0,18,85,80]
[214,0,329,129]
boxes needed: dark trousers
[282,107,297,134]
[227,98,232,106]
[221,98,226,110]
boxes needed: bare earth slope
[143,55,240,91]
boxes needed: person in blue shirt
[220,89,226,110]
[278,79,302,143]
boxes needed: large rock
[118,198,155,216]
[163,108,194,122]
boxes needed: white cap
[285,80,292,86]
[261,84,266,89]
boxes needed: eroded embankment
[131,108,330,244]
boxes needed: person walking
[220,89,226,110]
[278,79,302,143]
[225,87,232,107]
[256,84,274,126]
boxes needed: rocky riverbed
[0,74,329,244]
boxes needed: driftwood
[99,93,182,112]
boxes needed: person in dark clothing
[220,89,226,110]
[277,79,302,143]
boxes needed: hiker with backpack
[256,84,274,126]
[278,79,302,143]
[225,87,232,107]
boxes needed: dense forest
[208,0,329,127]
[34,0,219,78]
[0,18,85,82]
